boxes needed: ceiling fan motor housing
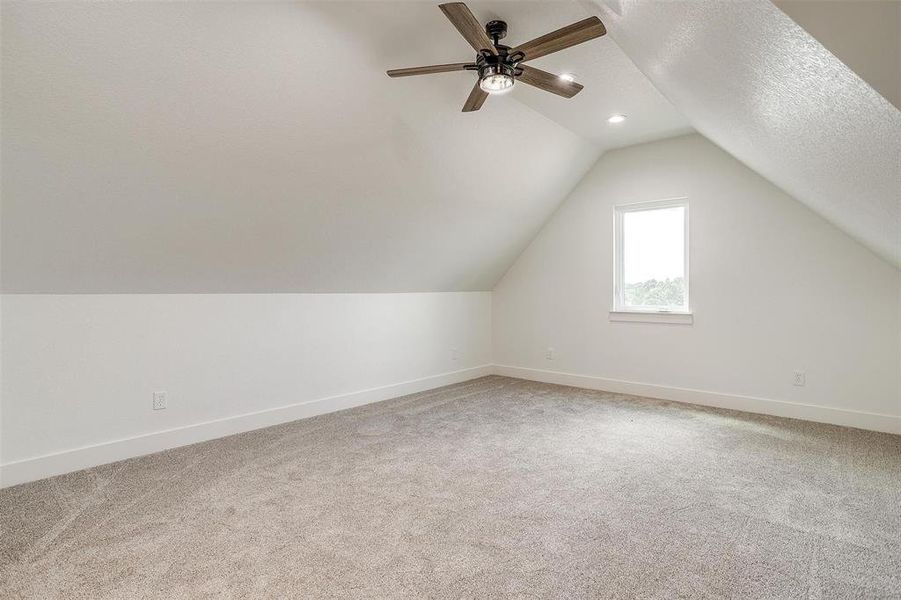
[476,51,517,81]
[475,27,525,84]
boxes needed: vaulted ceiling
[1,1,897,294]
[775,0,900,110]
[0,1,687,293]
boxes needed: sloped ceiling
[585,0,901,268]
[478,2,691,149]
[0,1,688,293]
[775,0,900,110]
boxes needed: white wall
[493,134,901,432]
[1,292,491,486]
[4,135,899,488]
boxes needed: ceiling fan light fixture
[479,65,515,94]
[480,73,514,94]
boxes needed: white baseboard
[0,365,493,489]
[493,365,901,435]
[5,363,896,488]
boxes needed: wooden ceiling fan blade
[439,3,498,55]
[517,65,584,98]
[387,63,474,77]
[462,82,488,112]
[512,16,606,62]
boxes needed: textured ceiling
[585,0,901,268]
[775,0,900,110]
[1,0,689,293]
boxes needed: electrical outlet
[546,347,555,360]
[792,371,806,387]
[153,391,167,410]
[451,347,459,361]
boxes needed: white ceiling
[775,0,900,110]
[463,1,691,149]
[586,0,901,268]
[8,0,891,293]
[0,0,689,293]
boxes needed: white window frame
[612,198,691,324]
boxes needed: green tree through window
[624,277,685,308]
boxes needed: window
[614,199,689,316]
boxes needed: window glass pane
[622,206,685,308]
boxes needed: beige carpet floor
[1,376,899,599]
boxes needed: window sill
[609,310,693,325]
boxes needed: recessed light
[607,114,627,123]
[559,73,576,82]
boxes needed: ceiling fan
[387,2,606,112]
